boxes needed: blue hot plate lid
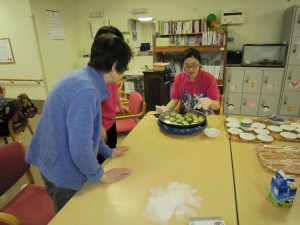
[157,120,207,135]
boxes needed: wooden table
[49,114,238,225]
[230,129,300,225]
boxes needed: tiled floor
[0,115,127,208]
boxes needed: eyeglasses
[183,64,200,70]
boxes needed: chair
[0,113,34,144]
[118,80,128,103]
[0,87,33,144]
[0,142,55,225]
[116,91,146,134]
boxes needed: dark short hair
[88,33,132,73]
[94,26,124,40]
[182,48,202,64]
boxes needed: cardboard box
[269,170,297,207]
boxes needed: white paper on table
[144,181,204,225]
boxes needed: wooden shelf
[154,19,227,94]
[159,33,203,36]
[154,45,226,53]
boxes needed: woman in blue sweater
[26,33,133,213]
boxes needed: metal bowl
[266,115,285,125]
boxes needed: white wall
[1,0,300,99]
[75,0,300,51]
[29,0,80,92]
[0,0,47,99]
[0,0,79,100]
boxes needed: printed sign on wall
[46,10,65,40]
[0,38,15,64]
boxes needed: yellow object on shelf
[155,37,170,47]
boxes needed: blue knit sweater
[26,66,112,191]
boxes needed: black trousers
[41,174,77,213]
[97,122,117,164]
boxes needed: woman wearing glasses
[156,48,220,114]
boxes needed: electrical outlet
[227,37,235,43]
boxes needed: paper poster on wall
[90,20,102,38]
[46,10,65,40]
[0,38,15,64]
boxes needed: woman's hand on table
[194,97,212,110]
[111,145,129,158]
[100,168,132,183]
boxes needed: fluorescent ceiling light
[137,17,153,22]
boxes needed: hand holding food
[194,97,212,110]
[155,105,168,113]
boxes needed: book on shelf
[193,19,200,33]
[182,21,192,33]
[160,19,204,35]
[160,21,171,35]
[175,21,182,34]
[202,65,224,79]
[157,19,226,46]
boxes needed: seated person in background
[156,48,220,114]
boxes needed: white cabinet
[280,5,300,117]
[224,92,242,115]
[223,69,243,115]
[279,92,300,116]
[224,67,284,116]
[240,93,260,116]
[243,70,263,93]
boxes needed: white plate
[267,125,283,133]
[296,128,300,133]
[280,124,296,132]
[256,134,274,142]
[254,128,270,135]
[226,122,240,128]
[204,128,220,138]
[280,132,298,140]
[241,118,253,124]
[240,118,253,127]
[228,127,243,135]
[240,126,254,132]
[252,122,266,129]
[291,122,300,128]
[226,117,239,123]
[239,133,256,141]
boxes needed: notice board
[0,38,15,64]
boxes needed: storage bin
[242,44,287,67]
[153,62,169,71]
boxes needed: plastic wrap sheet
[256,144,300,175]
